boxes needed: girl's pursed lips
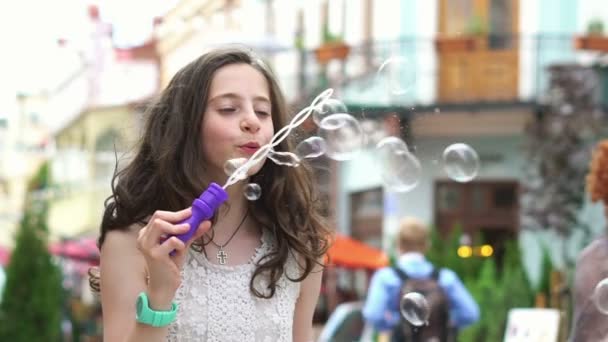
[237,142,261,155]
[240,142,261,148]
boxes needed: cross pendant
[217,248,228,265]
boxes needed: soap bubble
[377,56,416,95]
[400,292,430,327]
[442,143,480,182]
[377,137,421,192]
[360,120,387,148]
[312,98,348,125]
[224,158,248,180]
[593,278,608,314]
[318,113,363,161]
[268,150,301,167]
[244,183,262,201]
[295,136,326,159]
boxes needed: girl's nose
[240,109,261,133]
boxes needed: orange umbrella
[326,234,389,270]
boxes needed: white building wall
[414,0,439,105]
[153,0,608,285]
[519,0,539,100]
[344,0,364,44]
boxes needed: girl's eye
[256,111,270,116]
[219,107,236,114]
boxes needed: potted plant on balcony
[435,15,487,53]
[314,25,350,64]
[574,19,608,52]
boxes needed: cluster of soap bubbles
[222,89,335,200]
[218,56,481,325]
[221,56,480,205]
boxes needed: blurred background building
[1,0,608,340]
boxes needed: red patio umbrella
[0,245,10,266]
[49,238,99,263]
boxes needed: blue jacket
[362,253,480,331]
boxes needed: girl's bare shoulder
[100,225,148,295]
[100,224,147,272]
[101,225,143,252]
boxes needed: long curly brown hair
[587,140,608,204]
[89,47,331,298]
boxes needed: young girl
[90,46,331,341]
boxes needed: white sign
[503,308,560,342]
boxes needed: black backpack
[391,266,451,342]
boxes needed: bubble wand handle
[167,182,228,255]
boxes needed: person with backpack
[362,217,479,341]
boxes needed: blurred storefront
[147,0,608,294]
[51,236,102,342]
[316,234,388,323]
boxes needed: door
[437,0,519,102]
[434,180,519,241]
[350,187,383,249]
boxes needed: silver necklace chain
[206,210,248,265]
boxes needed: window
[443,0,474,35]
[94,128,123,183]
[350,188,383,244]
[434,181,519,235]
[438,184,462,212]
[493,186,515,208]
[488,0,514,49]
[471,186,486,212]
[352,188,383,219]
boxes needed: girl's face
[201,63,275,182]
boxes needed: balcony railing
[269,34,600,112]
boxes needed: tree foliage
[521,64,606,265]
[0,163,64,341]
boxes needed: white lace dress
[166,230,301,342]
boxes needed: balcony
[270,34,600,114]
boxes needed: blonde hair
[397,216,429,253]
[587,140,608,205]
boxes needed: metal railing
[268,34,601,112]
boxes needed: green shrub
[535,246,554,300]
[0,163,64,341]
[587,19,605,36]
[459,240,534,342]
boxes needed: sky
[0,0,177,120]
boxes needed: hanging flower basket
[314,41,350,64]
[435,36,483,53]
[574,36,608,52]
